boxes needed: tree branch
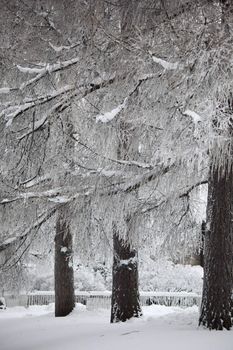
[179,180,208,199]
[0,206,58,252]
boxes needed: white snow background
[0,304,232,350]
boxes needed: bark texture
[110,223,141,323]
[199,165,233,330]
[55,205,75,317]
[200,220,206,268]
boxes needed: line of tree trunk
[199,163,233,330]
[54,205,75,317]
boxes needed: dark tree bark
[110,221,141,323]
[55,205,75,317]
[199,164,233,330]
[199,220,206,268]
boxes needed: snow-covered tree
[2,0,232,329]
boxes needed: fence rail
[3,291,201,309]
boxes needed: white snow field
[0,304,233,350]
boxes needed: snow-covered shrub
[74,263,111,291]
[139,258,203,293]
[31,275,54,291]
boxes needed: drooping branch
[115,165,174,195]
[2,75,117,128]
[17,174,51,189]
[1,85,74,126]
[0,167,207,209]
[0,56,80,94]
[137,177,207,215]
[179,180,208,199]
[17,56,80,90]
[0,187,72,205]
[0,165,172,207]
[0,206,58,252]
[71,135,154,170]
[18,101,64,140]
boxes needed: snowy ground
[0,304,233,350]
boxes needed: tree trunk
[55,205,75,317]
[110,222,141,323]
[110,118,141,323]
[199,164,233,330]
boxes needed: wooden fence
[4,291,201,309]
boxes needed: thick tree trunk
[111,118,141,322]
[110,222,141,323]
[55,205,75,317]
[199,164,233,330]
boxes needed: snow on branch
[95,72,157,124]
[18,174,51,189]
[17,57,79,90]
[49,42,81,52]
[17,65,46,74]
[0,57,80,94]
[150,53,179,70]
[17,57,79,75]
[49,43,71,52]
[0,173,207,216]
[115,160,154,169]
[183,109,202,124]
[2,75,117,129]
[1,85,74,126]
[118,256,137,266]
[96,98,127,123]
[0,187,69,205]
[0,165,173,207]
